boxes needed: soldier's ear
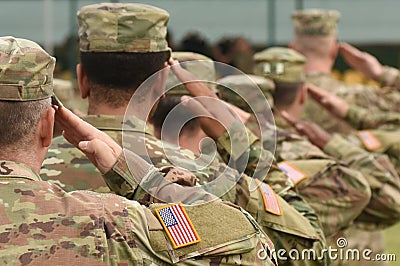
[40,107,55,148]
[76,64,90,99]
[299,84,307,105]
[330,41,339,61]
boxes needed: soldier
[290,9,400,135]
[41,3,329,266]
[0,36,280,265]
[339,42,400,91]
[253,46,400,266]
[306,85,400,173]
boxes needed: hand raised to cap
[281,111,332,149]
[53,106,122,174]
[168,59,217,98]
[168,59,239,140]
[306,83,349,118]
[339,42,383,81]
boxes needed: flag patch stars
[155,203,201,249]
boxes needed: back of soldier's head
[0,36,56,148]
[253,47,306,108]
[77,3,171,105]
[291,9,340,59]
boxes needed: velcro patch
[257,180,283,216]
[278,161,307,185]
[155,203,201,249]
[357,130,382,150]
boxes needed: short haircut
[152,95,199,141]
[293,34,337,59]
[80,51,170,107]
[273,81,303,108]
[0,99,51,148]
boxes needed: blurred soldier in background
[252,45,400,246]
[340,42,400,90]
[290,9,400,135]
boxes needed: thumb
[78,139,118,174]
[78,140,91,152]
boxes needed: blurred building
[1,0,399,73]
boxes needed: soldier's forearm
[379,66,400,90]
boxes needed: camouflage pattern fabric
[330,229,389,266]
[275,117,400,230]
[303,73,400,135]
[253,47,306,83]
[166,51,218,95]
[77,3,170,53]
[242,116,370,238]
[0,160,277,265]
[379,65,400,90]
[0,36,55,101]
[345,104,400,131]
[217,74,275,113]
[42,114,329,266]
[291,9,340,36]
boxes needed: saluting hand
[339,42,383,81]
[281,111,332,149]
[53,106,122,174]
[168,59,239,140]
[307,83,349,118]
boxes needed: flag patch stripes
[155,203,201,249]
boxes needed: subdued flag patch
[155,203,201,249]
[357,130,382,150]
[257,180,283,216]
[278,161,307,185]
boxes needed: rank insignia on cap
[256,180,283,216]
[357,130,382,150]
[155,203,201,249]
[278,161,307,185]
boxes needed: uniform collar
[83,114,154,135]
[0,160,42,181]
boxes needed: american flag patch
[257,180,283,216]
[278,161,307,185]
[357,130,382,150]
[155,203,201,249]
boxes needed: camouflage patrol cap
[166,51,217,95]
[292,9,340,36]
[217,74,275,111]
[0,36,57,102]
[253,47,306,83]
[77,3,170,53]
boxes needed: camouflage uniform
[378,65,400,90]
[259,24,398,262]
[0,36,279,265]
[344,104,400,131]
[253,45,400,228]
[45,3,328,265]
[291,9,400,135]
[217,71,372,239]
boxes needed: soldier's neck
[304,60,333,75]
[274,104,302,120]
[88,103,128,116]
[0,149,43,174]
